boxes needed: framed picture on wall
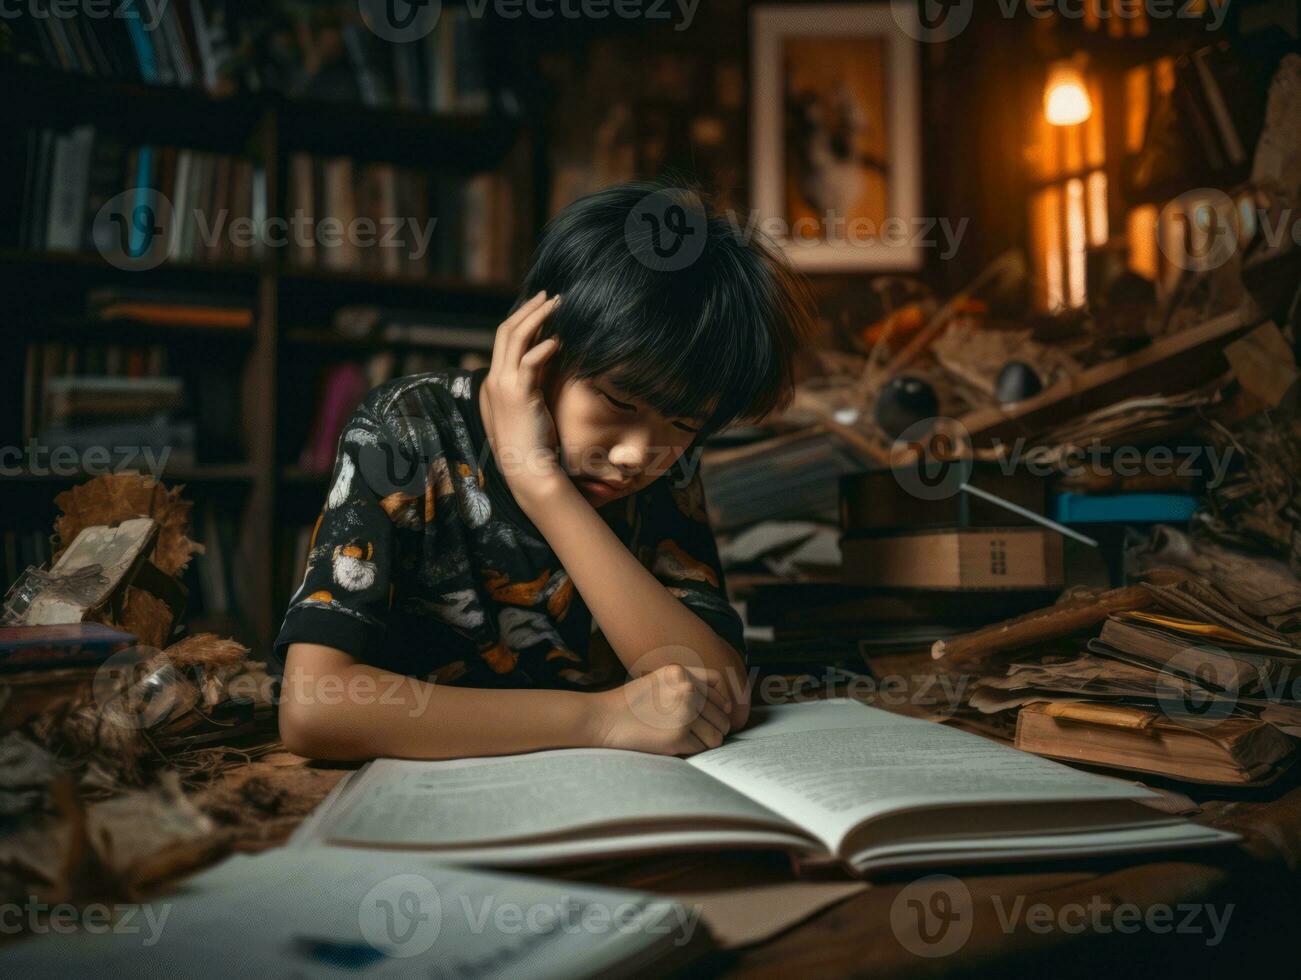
[750,3,923,271]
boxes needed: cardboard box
[841,527,1064,590]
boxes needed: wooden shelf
[279,264,514,293]
[0,248,267,286]
[1,464,258,485]
[281,326,495,352]
[0,249,519,303]
[276,94,516,169]
[17,316,257,346]
[277,265,516,299]
[4,62,266,154]
[3,44,541,656]
[3,62,521,169]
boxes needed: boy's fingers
[688,716,726,752]
[689,672,731,719]
[518,337,559,385]
[505,296,560,369]
[491,291,547,373]
[695,698,731,738]
[684,667,731,715]
[505,290,548,330]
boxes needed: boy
[275,180,814,761]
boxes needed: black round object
[995,361,1043,404]
[875,375,939,440]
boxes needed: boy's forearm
[517,478,751,728]
[280,644,601,761]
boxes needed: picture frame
[750,3,923,271]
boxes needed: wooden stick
[931,585,1154,661]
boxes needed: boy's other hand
[480,290,565,500]
[593,663,733,756]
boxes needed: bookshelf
[1,58,533,654]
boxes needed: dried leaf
[115,587,175,648]
[53,474,202,576]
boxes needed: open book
[294,700,1238,876]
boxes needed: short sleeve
[271,403,411,674]
[636,457,747,661]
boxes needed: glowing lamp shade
[1044,62,1092,126]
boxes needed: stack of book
[22,340,166,441]
[17,125,266,265]
[33,366,192,465]
[699,425,874,532]
[966,574,1301,786]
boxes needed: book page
[0,846,704,979]
[688,700,1155,853]
[319,748,805,848]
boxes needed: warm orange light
[1045,61,1093,126]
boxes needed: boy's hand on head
[480,290,565,500]
[591,663,733,757]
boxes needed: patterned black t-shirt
[272,366,746,690]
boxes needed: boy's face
[541,364,703,507]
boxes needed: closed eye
[600,389,636,413]
[600,387,700,434]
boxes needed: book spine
[124,0,161,85]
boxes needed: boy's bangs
[591,312,780,436]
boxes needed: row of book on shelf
[14,123,519,283]
[17,125,266,264]
[286,154,518,283]
[7,0,491,113]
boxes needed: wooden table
[199,651,1301,978]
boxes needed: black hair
[515,178,815,438]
